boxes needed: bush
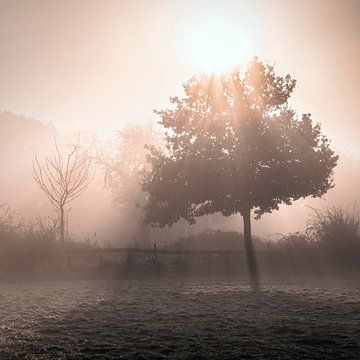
[0,204,94,278]
[307,206,360,251]
[165,230,266,251]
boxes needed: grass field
[0,278,359,359]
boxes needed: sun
[182,11,252,74]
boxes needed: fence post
[153,243,161,274]
[226,251,230,276]
[127,249,133,270]
[208,251,212,277]
[153,243,158,262]
[99,250,103,269]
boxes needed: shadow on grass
[1,279,359,359]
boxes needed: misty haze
[1,1,360,359]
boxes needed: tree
[99,122,162,246]
[33,138,93,242]
[142,58,338,288]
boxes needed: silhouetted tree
[143,58,338,288]
[33,138,93,242]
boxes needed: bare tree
[33,138,94,242]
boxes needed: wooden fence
[67,243,274,276]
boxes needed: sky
[1,0,360,153]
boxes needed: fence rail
[69,245,273,255]
[65,243,276,275]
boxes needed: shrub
[165,230,265,251]
[307,206,360,251]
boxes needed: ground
[0,278,359,359]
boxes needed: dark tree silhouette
[143,58,338,288]
[33,138,93,242]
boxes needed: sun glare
[183,11,252,74]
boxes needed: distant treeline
[1,203,359,279]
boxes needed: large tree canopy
[144,58,338,226]
[142,58,338,287]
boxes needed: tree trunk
[140,219,150,247]
[60,207,65,242]
[242,209,259,290]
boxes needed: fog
[1,1,360,359]
[0,111,358,246]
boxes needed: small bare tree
[33,138,93,242]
